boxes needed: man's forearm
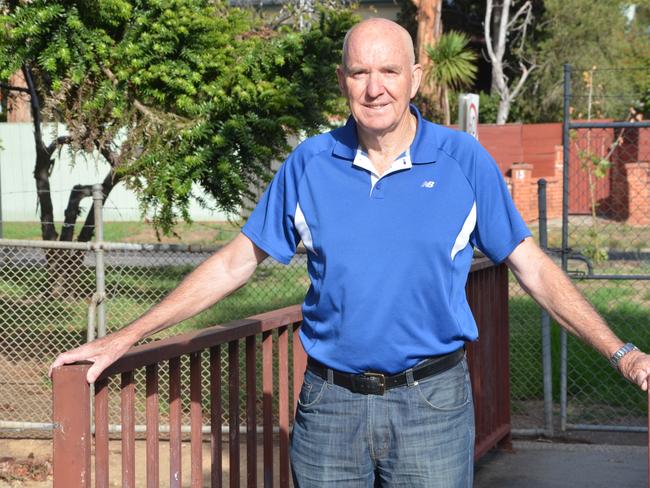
[507,238,623,359]
[120,240,258,341]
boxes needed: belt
[306,347,465,396]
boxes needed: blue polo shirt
[242,106,530,374]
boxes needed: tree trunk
[411,0,443,117]
[496,98,510,125]
[76,170,121,243]
[22,65,59,241]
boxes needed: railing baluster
[278,326,289,488]
[292,323,306,417]
[245,335,257,488]
[262,331,274,488]
[190,352,203,487]
[210,346,223,488]
[146,364,159,488]
[95,377,110,488]
[229,340,241,488]
[169,357,182,488]
[121,371,136,488]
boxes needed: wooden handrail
[98,305,302,380]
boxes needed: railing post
[538,179,554,437]
[52,364,92,488]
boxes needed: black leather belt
[306,347,465,396]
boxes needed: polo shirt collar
[331,104,439,165]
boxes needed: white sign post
[458,93,480,140]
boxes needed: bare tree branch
[484,0,536,124]
[46,135,72,157]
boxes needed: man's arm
[49,232,268,383]
[505,237,650,390]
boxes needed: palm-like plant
[425,31,478,125]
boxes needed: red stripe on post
[246,336,257,488]
[278,326,289,487]
[169,357,182,488]
[262,331,274,488]
[121,371,136,488]
[146,364,160,488]
[190,352,203,487]
[210,346,223,488]
[292,323,306,417]
[95,377,110,488]
[228,340,240,488]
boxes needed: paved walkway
[474,440,647,488]
[1,438,648,486]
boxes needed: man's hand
[617,350,650,391]
[49,329,137,384]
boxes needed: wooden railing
[52,258,510,487]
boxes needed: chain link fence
[561,66,650,431]
[507,66,650,434]
[0,238,308,438]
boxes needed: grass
[0,220,241,245]
[509,278,650,417]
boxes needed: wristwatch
[609,342,639,369]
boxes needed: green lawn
[0,220,241,245]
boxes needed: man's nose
[366,73,385,98]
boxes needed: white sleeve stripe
[295,203,316,255]
[450,202,477,261]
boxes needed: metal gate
[560,64,650,432]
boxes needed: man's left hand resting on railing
[48,232,268,384]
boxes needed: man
[51,18,650,487]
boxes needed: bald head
[341,18,415,71]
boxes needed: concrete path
[2,438,648,487]
[474,440,648,488]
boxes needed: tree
[515,0,648,122]
[407,0,443,118]
[425,31,477,125]
[0,0,356,242]
[484,0,537,124]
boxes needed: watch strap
[610,342,639,369]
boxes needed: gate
[560,64,650,432]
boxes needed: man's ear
[336,65,347,96]
[410,64,423,99]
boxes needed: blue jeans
[291,357,475,487]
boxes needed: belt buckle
[363,372,386,395]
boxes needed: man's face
[337,24,422,137]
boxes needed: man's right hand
[48,329,137,384]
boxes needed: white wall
[0,123,231,222]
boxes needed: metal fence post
[538,179,554,437]
[560,64,571,432]
[93,184,106,338]
[52,363,92,488]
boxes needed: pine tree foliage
[0,0,357,234]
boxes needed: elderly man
[51,18,650,487]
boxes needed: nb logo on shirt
[421,180,435,188]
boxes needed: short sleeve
[241,157,301,265]
[470,144,532,263]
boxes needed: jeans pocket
[297,369,328,408]
[415,358,471,411]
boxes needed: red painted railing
[52,258,510,487]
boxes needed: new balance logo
[421,180,435,188]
